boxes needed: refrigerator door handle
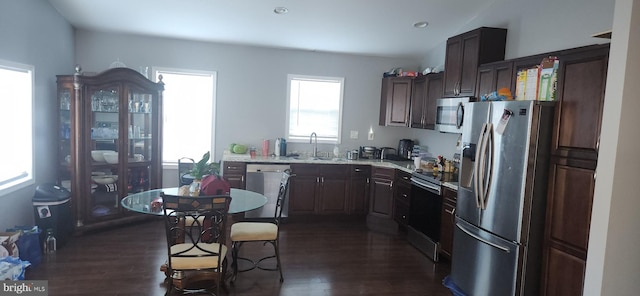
[473,123,487,209]
[480,123,494,210]
[456,222,510,253]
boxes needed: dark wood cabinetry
[369,167,395,219]
[443,27,507,97]
[410,73,443,129]
[475,60,514,98]
[56,67,164,232]
[393,170,412,226]
[222,161,246,189]
[379,76,413,126]
[540,45,609,296]
[289,164,349,215]
[439,186,457,260]
[349,165,371,215]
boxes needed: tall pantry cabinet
[57,66,164,233]
[540,45,609,296]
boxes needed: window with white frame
[155,68,216,165]
[286,74,344,144]
[0,60,34,195]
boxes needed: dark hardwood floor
[26,217,451,296]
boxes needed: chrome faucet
[310,132,318,157]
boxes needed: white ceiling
[47,0,500,60]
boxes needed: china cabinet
[57,65,164,232]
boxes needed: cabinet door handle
[402,176,409,181]
[390,181,394,189]
[354,168,361,172]
[451,207,456,224]
[321,177,325,183]
[402,193,408,199]
[366,177,370,184]
[316,177,320,183]
[241,176,244,183]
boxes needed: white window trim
[153,67,217,167]
[0,60,35,196]
[285,74,344,144]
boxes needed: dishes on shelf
[103,152,118,164]
[92,175,118,185]
[91,150,116,162]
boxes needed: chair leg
[273,240,284,283]
[231,241,240,283]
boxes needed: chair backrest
[161,193,231,267]
[177,157,195,186]
[273,169,293,225]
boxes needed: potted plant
[189,152,220,196]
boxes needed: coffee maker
[398,139,414,160]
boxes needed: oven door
[409,177,442,241]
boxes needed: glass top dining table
[121,187,268,215]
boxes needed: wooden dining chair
[229,169,293,283]
[161,193,231,295]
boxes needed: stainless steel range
[408,170,457,262]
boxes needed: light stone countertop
[222,151,459,191]
[221,150,417,174]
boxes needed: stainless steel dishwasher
[244,164,291,219]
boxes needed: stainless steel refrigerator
[449,101,555,296]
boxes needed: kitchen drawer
[443,186,457,201]
[394,182,411,204]
[350,165,371,177]
[393,199,410,226]
[372,166,395,180]
[396,170,412,185]
[223,161,246,174]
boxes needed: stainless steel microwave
[436,97,475,133]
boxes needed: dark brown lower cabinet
[288,164,348,215]
[393,170,411,226]
[349,165,371,215]
[222,161,246,189]
[439,187,457,260]
[369,167,395,219]
[541,158,596,296]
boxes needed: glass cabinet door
[58,88,71,191]
[89,87,121,220]
[127,90,153,194]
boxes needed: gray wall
[0,0,74,229]
[73,30,419,163]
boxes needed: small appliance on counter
[398,139,414,160]
[359,146,380,159]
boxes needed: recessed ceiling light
[274,7,289,14]
[413,21,429,28]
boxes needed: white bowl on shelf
[92,175,118,185]
[103,152,118,164]
[91,150,114,162]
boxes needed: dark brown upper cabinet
[443,27,507,98]
[379,76,413,126]
[410,73,443,130]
